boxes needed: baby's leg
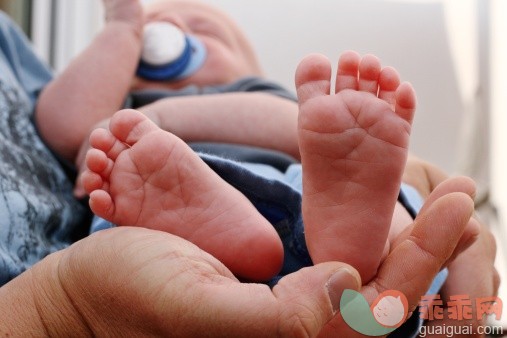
[296,52,416,282]
[82,109,283,281]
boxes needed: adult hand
[421,223,500,338]
[0,227,360,337]
[403,156,500,337]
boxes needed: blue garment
[126,76,297,108]
[0,12,89,285]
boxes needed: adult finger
[375,192,474,308]
[392,176,481,265]
[422,221,500,338]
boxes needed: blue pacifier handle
[136,22,207,81]
[137,36,192,81]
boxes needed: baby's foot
[82,109,283,281]
[296,52,416,282]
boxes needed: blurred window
[0,0,32,36]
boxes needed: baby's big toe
[295,54,332,105]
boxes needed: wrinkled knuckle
[277,309,318,338]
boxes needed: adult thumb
[270,263,361,337]
[193,262,361,338]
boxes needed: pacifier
[136,22,207,81]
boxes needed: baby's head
[132,0,263,90]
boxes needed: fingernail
[326,267,360,314]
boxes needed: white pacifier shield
[141,22,186,66]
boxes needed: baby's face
[132,0,262,90]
